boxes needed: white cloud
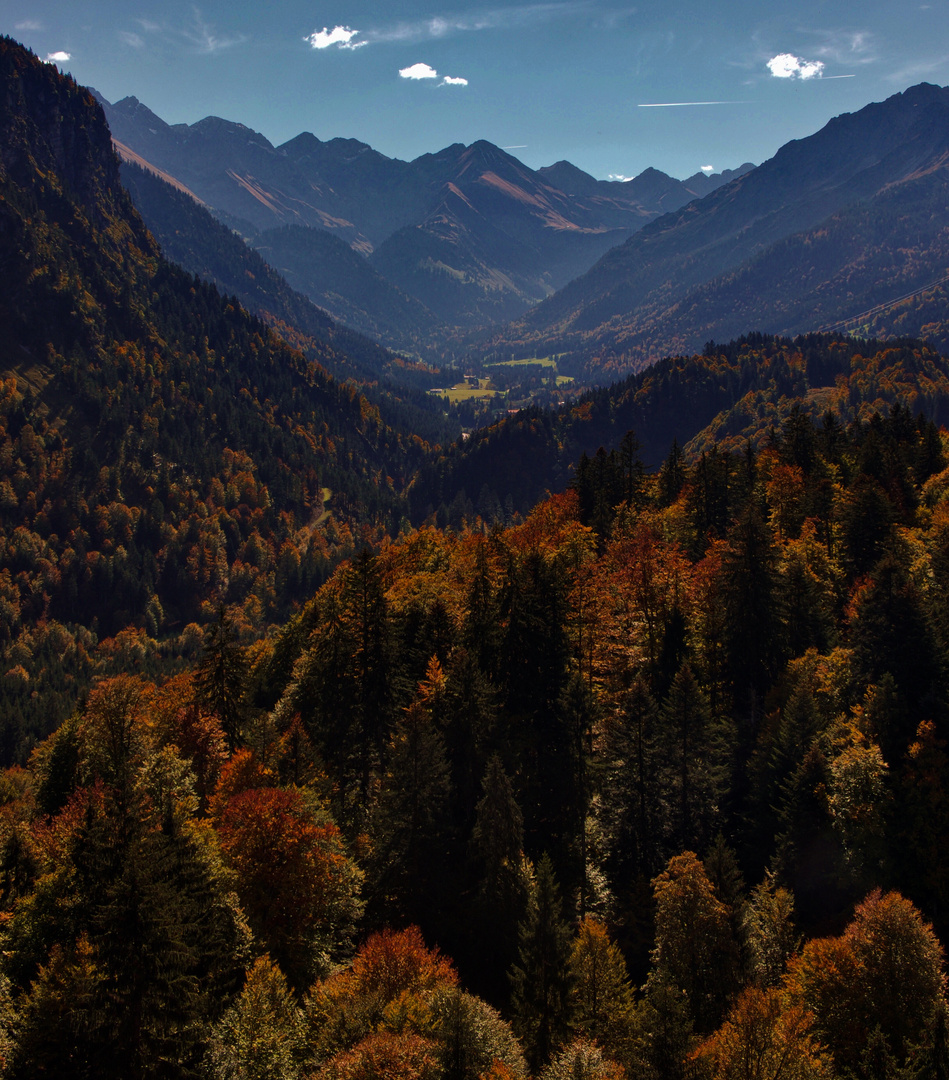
[118,31,145,48]
[45,51,71,63]
[701,165,714,173]
[400,62,439,79]
[767,53,825,79]
[441,75,469,86]
[305,25,366,50]
[609,173,635,181]
[15,20,42,31]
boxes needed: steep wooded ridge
[98,90,751,335]
[0,38,426,754]
[495,82,949,379]
[117,161,455,444]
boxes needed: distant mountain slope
[249,223,441,356]
[572,165,949,375]
[118,162,454,444]
[409,333,949,520]
[0,37,425,750]
[537,160,754,212]
[97,92,756,334]
[496,82,949,377]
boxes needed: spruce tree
[195,606,247,752]
[510,854,573,1073]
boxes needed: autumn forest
[3,34,949,1080]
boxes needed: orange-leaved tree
[785,889,947,1075]
[216,786,362,991]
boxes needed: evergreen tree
[510,854,574,1073]
[658,439,687,507]
[369,687,452,929]
[718,507,785,720]
[599,679,661,883]
[206,955,307,1080]
[195,606,248,752]
[342,547,393,809]
[655,665,731,855]
[470,755,529,1000]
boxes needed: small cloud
[441,75,468,86]
[701,165,714,174]
[767,53,825,79]
[609,173,635,182]
[118,31,145,48]
[15,20,42,31]
[305,25,365,50]
[44,51,71,63]
[400,62,439,80]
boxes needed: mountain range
[96,91,752,337]
[494,81,949,378]
[100,82,949,388]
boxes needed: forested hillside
[118,161,449,391]
[411,333,949,522]
[2,400,948,1077]
[4,34,949,1080]
[0,38,426,756]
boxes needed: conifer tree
[195,605,247,752]
[470,755,529,999]
[718,507,785,719]
[568,918,635,1066]
[206,955,307,1080]
[369,683,452,928]
[599,678,661,883]
[655,665,730,855]
[510,854,574,1073]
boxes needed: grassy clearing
[440,380,499,402]
[489,356,557,368]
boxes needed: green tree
[599,679,661,882]
[195,606,248,752]
[718,508,785,718]
[510,854,574,1073]
[470,755,529,1000]
[369,684,452,928]
[206,955,307,1080]
[568,918,635,1067]
[656,666,731,855]
[741,871,799,987]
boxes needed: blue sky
[6,1,948,180]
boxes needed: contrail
[638,100,748,107]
